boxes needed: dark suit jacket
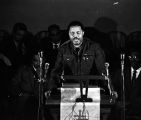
[113,67,141,116]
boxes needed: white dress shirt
[131,67,141,79]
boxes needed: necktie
[132,70,137,85]
[75,48,80,55]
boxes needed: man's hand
[111,91,118,98]
[110,91,118,103]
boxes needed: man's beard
[72,38,82,47]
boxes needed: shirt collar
[52,42,60,46]
[131,67,141,78]
[52,42,60,49]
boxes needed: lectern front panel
[60,87,100,120]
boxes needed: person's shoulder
[57,40,71,53]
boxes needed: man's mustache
[73,37,79,40]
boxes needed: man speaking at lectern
[49,20,113,97]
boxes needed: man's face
[129,51,141,69]
[13,30,26,44]
[50,29,60,44]
[69,26,84,48]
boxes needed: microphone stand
[75,48,92,102]
[37,51,47,120]
[121,53,125,120]
[105,62,112,95]
[104,62,117,103]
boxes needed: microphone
[38,51,43,58]
[38,51,43,67]
[121,53,125,71]
[104,62,113,96]
[105,62,109,76]
[120,53,125,60]
[44,63,50,81]
[45,63,49,70]
[38,51,44,82]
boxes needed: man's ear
[83,31,84,36]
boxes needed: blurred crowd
[0,22,141,120]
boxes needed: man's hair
[127,41,141,54]
[48,24,60,33]
[12,22,27,33]
[67,21,85,32]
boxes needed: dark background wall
[0,0,141,34]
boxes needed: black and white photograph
[0,0,141,120]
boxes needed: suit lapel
[135,71,141,84]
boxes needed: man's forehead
[131,52,140,57]
[16,30,26,35]
[69,26,82,32]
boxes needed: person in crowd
[0,29,11,66]
[34,30,48,51]
[33,30,52,70]
[47,24,62,49]
[47,24,64,68]
[109,41,141,120]
[0,29,12,120]
[7,22,33,69]
[34,25,63,80]
[10,50,48,120]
